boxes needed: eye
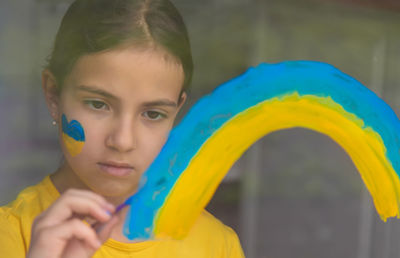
[84,100,109,110]
[143,110,167,121]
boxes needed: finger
[37,195,113,229]
[44,218,102,251]
[65,189,115,212]
[62,238,93,258]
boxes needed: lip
[98,161,134,177]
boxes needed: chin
[89,180,138,199]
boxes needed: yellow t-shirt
[0,176,245,257]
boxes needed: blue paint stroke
[61,114,85,142]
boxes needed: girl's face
[44,46,186,199]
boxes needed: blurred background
[1,0,400,257]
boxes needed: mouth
[97,161,134,177]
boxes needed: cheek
[78,120,106,157]
[61,113,86,157]
[61,118,104,175]
[140,127,170,166]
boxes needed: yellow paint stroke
[155,93,400,238]
[62,133,85,157]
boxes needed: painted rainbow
[124,61,400,240]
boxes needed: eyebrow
[76,85,119,101]
[142,100,177,108]
[76,85,177,108]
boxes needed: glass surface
[1,0,400,257]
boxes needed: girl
[0,0,244,257]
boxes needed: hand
[27,189,119,258]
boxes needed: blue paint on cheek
[62,114,85,142]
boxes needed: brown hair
[46,0,193,94]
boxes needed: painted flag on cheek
[62,114,85,157]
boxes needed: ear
[41,69,61,122]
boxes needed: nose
[105,116,137,153]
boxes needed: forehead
[62,46,184,101]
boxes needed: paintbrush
[91,198,130,234]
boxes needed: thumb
[96,215,119,244]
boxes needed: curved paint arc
[124,61,400,240]
[156,94,400,238]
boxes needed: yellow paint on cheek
[62,133,85,157]
[155,93,400,238]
